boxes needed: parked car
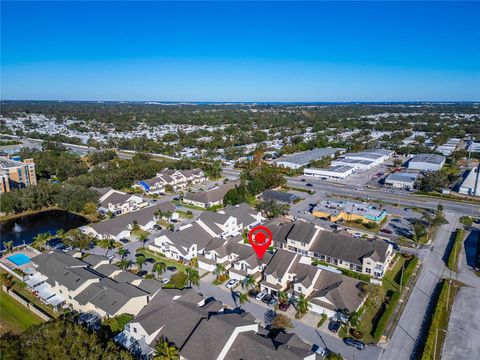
[225,279,239,289]
[145,258,156,264]
[306,183,313,187]
[167,266,177,272]
[301,179,306,182]
[380,229,393,234]
[355,187,364,191]
[352,232,362,238]
[256,292,267,301]
[328,321,341,333]
[312,345,330,357]
[119,238,129,244]
[248,289,259,298]
[268,298,277,308]
[107,254,115,261]
[262,294,272,304]
[137,270,148,277]
[343,338,366,350]
[404,208,412,212]
[279,302,291,311]
[160,278,169,284]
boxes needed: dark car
[306,183,313,187]
[301,179,306,182]
[343,338,366,350]
[145,258,156,264]
[279,302,291,311]
[380,229,393,234]
[119,238,129,244]
[328,321,341,333]
[262,294,272,304]
[248,289,259,298]
[137,270,148,277]
[167,266,177,272]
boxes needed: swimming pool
[7,253,31,266]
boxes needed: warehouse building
[459,166,480,197]
[274,147,345,169]
[331,148,394,170]
[384,172,418,190]
[304,165,355,179]
[408,154,446,171]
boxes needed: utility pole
[400,261,405,293]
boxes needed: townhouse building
[115,288,315,360]
[135,168,206,194]
[268,219,394,278]
[183,180,240,208]
[260,249,366,317]
[29,251,162,318]
[96,188,147,215]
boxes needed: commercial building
[467,142,480,154]
[459,166,480,197]
[408,153,446,171]
[437,138,461,156]
[0,156,37,192]
[384,172,418,190]
[274,147,345,169]
[303,165,355,179]
[313,200,387,223]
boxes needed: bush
[371,290,400,340]
[317,314,328,328]
[447,229,464,271]
[350,328,364,339]
[395,256,418,287]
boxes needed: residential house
[260,249,366,317]
[82,202,177,241]
[30,251,159,318]
[135,168,206,194]
[262,189,298,204]
[97,188,147,215]
[183,180,240,208]
[267,219,394,278]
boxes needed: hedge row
[371,290,401,340]
[447,229,464,271]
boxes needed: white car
[312,345,328,356]
[256,292,267,301]
[160,278,169,284]
[225,279,239,289]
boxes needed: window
[365,268,371,274]
[133,327,137,333]
[297,286,302,291]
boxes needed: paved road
[443,227,480,360]
[223,167,480,217]
[380,211,460,360]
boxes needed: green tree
[118,247,129,260]
[136,255,146,271]
[277,291,289,305]
[236,291,249,310]
[138,233,149,248]
[213,263,227,281]
[241,275,256,290]
[153,261,167,277]
[188,257,199,269]
[185,267,200,287]
[3,240,14,253]
[119,259,132,270]
[99,238,116,256]
[271,314,293,330]
[153,338,179,360]
[257,199,290,219]
[295,294,310,318]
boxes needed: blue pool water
[7,253,31,266]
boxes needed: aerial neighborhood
[1,102,479,360]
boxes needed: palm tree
[118,247,129,260]
[242,275,256,290]
[119,259,132,270]
[3,240,14,253]
[136,255,146,271]
[213,263,227,281]
[55,229,65,239]
[277,290,289,305]
[188,257,199,269]
[296,294,310,317]
[153,338,179,360]
[33,232,51,249]
[185,267,200,287]
[138,233,149,248]
[153,261,167,278]
[99,238,116,256]
[237,292,249,310]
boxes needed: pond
[0,210,89,250]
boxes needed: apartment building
[0,156,37,192]
[268,219,394,278]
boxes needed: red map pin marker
[248,225,273,260]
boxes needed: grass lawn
[176,210,194,219]
[344,220,380,233]
[131,228,150,238]
[356,255,411,343]
[0,288,43,334]
[136,248,187,272]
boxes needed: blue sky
[1,1,479,101]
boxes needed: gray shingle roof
[264,249,298,279]
[263,190,297,203]
[162,222,215,254]
[287,221,319,245]
[221,203,260,227]
[183,180,240,204]
[309,232,390,266]
[99,191,132,207]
